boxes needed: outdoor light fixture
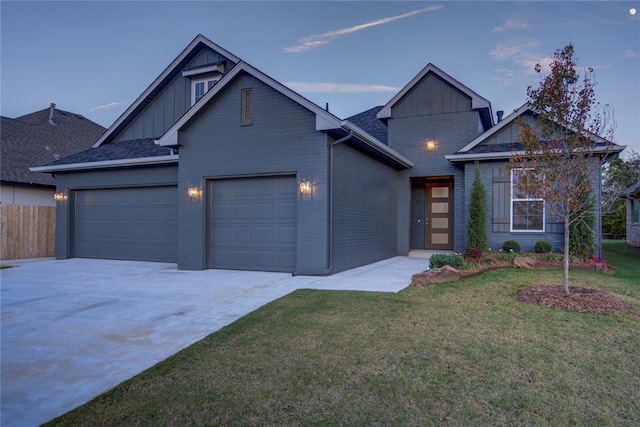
[53,192,67,202]
[187,185,202,201]
[426,140,436,152]
[299,179,313,196]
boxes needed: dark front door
[425,182,454,250]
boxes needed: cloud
[284,5,443,53]
[284,82,400,94]
[489,40,540,60]
[90,99,133,112]
[517,56,554,74]
[493,19,531,32]
[617,49,638,58]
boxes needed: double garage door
[71,176,297,272]
[72,186,178,263]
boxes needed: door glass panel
[432,218,448,229]
[431,233,449,244]
[431,202,449,214]
[432,187,449,198]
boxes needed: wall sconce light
[53,192,67,202]
[187,185,203,201]
[426,140,437,152]
[299,179,313,196]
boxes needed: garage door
[209,176,297,272]
[72,186,177,262]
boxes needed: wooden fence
[0,205,56,260]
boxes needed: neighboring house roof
[445,103,626,162]
[347,106,388,145]
[621,182,640,198]
[93,34,241,148]
[376,63,494,131]
[1,105,106,187]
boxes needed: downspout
[320,130,353,275]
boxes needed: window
[191,76,218,105]
[241,88,252,126]
[511,168,545,232]
[632,199,640,223]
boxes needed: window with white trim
[191,76,219,105]
[511,168,545,232]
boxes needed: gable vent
[241,88,252,126]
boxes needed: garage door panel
[73,186,177,263]
[210,176,296,272]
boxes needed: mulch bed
[517,284,631,314]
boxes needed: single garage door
[209,176,297,272]
[72,186,177,262]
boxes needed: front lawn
[47,241,640,426]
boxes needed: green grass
[46,241,640,426]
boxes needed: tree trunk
[563,218,570,295]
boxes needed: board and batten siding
[114,47,234,142]
[391,73,472,118]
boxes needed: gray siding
[392,73,472,118]
[54,165,178,259]
[114,47,232,142]
[331,142,400,272]
[177,72,330,273]
[388,111,484,253]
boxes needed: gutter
[29,154,179,173]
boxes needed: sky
[1,1,639,155]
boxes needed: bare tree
[510,43,615,295]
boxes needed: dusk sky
[1,1,638,155]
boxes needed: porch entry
[410,177,454,251]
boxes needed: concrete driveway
[1,256,426,426]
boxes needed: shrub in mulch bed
[517,285,631,314]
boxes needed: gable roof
[157,60,346,146]
[376,63,493,130]
[445,103,626,162]
[1,105,106,186]
[93,34,240,148]
[155,60,413,169]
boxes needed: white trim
[377,63,492,120]
[445,143,626,162]
[157,61,343,146]
[29,154,179,173]
[181,63,225,77]
[93,35,240,148]
[510,168,545,233]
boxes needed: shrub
[534,240,552,253]
[502,240,521,253]
[464,247,483,261]
[497,250,517,262]
[430,253,464,269]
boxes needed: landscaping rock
[411,265,461,286]
[513,257,536,269]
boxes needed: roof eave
[29,154,179,173]
[341,121,414,169]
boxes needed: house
[621,182,640,247]
[1,104,106,206]
[31,35,625,273]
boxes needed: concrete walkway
[0,256,427,426]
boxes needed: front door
[425,182,453,250]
